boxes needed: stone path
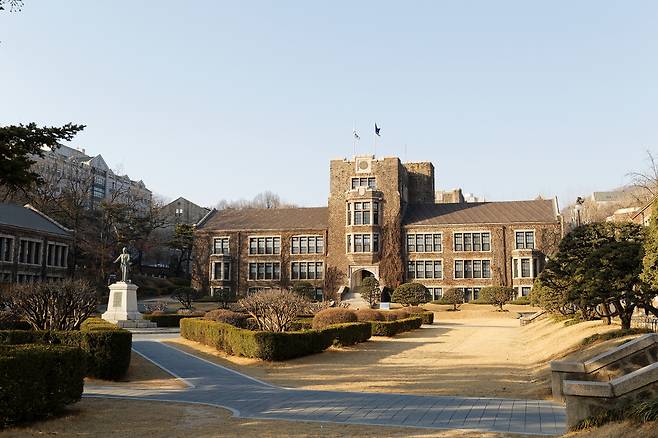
[85,340,566,436]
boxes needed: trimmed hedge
[0,328,132,381]
[312,308,357,329]
[143,313,192,327]
[420,311,434,325]
[180,318,371,360]
[80,317,120,331]
[0,344,85,426]
[289,317,313,331]
[370,316,423,337]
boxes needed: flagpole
[373,123,376,158]
[353,121,356,157]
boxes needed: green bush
[0,344,85,426]
[420,311,434,325]
[0,328,132,381]
[143,313,192,327]
[289,317,313,331]
[370,316,423,337]
[510,296,531,305]
[80,317,120,331]
[180,318,370,361]
[480,286,515,311]
[391,283,431,306]
[324,322,372,346]
[312,308,357,329]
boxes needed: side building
[193,155,562,301]
[0,203,73,289]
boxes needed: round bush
[312,308,357,329]
[354,309,384,322]
[204,309,249,328]
[392,283,431,306]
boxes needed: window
[92,186,104,198]
[351,177,376,189]
[212,261,231,280]
[346,201,380,225]
[46,243,68,268]
[249,237,281,255]
[291,261,324,280]
[0,236,14,262]
[521,259,531,278]
[521,286,531,297]
[407,260,442,280]
[18,239,42,265]
[347,233,380,253]
[291,236,324,254]
[453,232,491,251]
[454,259,491,279]
[515,231,535,249]
[458,287,482,302]
[248,262,281,280]
[175,208,184,216]
[406,233,442,253]
[427,287,443,300]
[213,237,229,255]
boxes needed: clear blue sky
[2,1,657,208]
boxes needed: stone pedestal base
[102,282,155,327]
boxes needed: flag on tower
[353,129,360,140]
[375,123,381,137]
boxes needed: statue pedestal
[102,281,156,328]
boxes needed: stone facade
[193,155,562,300]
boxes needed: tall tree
[0,123,85,198]
[641,198,658,290]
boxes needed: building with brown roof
[193,155,562,302]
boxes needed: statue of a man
[114,247,131,283]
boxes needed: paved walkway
[85,340,566,436]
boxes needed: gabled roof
[403,200,559,226]
[0,203,73,237]
[198,207,328,231]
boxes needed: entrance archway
[350,268,377,291]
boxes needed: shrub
[0,328,132,381]
[392,283,430,306]
[143,313,193,327]
[312,308,357,329]
[240,289,310,332]
[510,296,531,305]
[355,309,384,322]
[180,318,370,360]
[2,279,97,330]
[204,309,249,328]
[381,311,400,321]
[480,286,515,311]
[0,344,85,426]
[173,287,203,310]
[80,317,120,331]
[288,317,313,331]
[442,288,464,310]
[143,301,168,313]
[395,308,434,324]
[371,316,423,336]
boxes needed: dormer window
[351,177,376,190]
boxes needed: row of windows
[346,233,380,253]
[454,260,491,279]
[512,257,540,278]
[214,236,324,255]
[454,232,491,252]
[351,177,376,189]
[291,261,324,280]
[515,231,535,249]
[248,262,282,280]
[407,260,443,279]
[346,201,380,226]
[406,233,442,253]
[18,240,42,265]
[46,244,68,268]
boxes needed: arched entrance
[350,268,378,291]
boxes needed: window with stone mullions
[407,233,441,252]
[351,177,376,189]
[291,236,324,254]
[248,262,281,280]
[407,260,442,280]
[454,259,491,279]
[454,232,491,251]
[213,237,229,255]
[213,261,231,280]
[291,261,324,280]
[249,237,281,255]
[515,231,535,249]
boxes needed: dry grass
[563,420,658,438]
[85,351,186,390]
[0,398,530,438]
[166,304,624,400]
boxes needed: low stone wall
[519,311,544,326]
[563,362,658,428]
[550,333,658,402]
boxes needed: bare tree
[2,280,97,330]
[214,191,298,211]
[239,289,309,332]
[323,266,345,301]
[628,150,658,202]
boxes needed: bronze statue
[114,247,131,282]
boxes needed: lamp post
[575,197,585,227]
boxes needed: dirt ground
[86,351,187,389]
[0,398,533,438]
[167,304,622,400]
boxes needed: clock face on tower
[359,160,369,170]
[355,157,372,173]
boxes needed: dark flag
[375,123,381,137]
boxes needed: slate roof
[198,207,329,231]
[0,204,73,237]
[403,200,558,226]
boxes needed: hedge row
[180,318,371,361]
[289,317,313,331]
[371,316,423,337]
[143,313,195,327]
[0,344,85,426]
[80,317,121,331]
[419,311,434,325]
[0,328,132,381]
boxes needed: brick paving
[85,340,566,436]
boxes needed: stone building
[0,203,74,288]
[193,155,562,301]
[31,145,152,213]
